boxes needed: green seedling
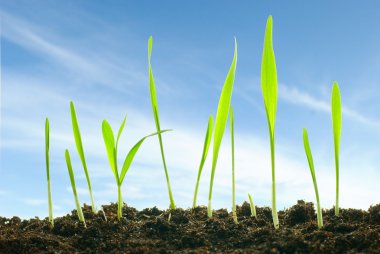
[260,15,279,229]
[102,116,170,220]
[230,106,238,224]
[45,118,54,227]
[148,36,176,209]
[192,115,213,208]
[65,149,86,228]
[303,128,323,228]
[70,101,97,213]
[248,193,257,218]
[208,38,237,218]
[331,82,342,216]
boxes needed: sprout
[70,101,97,213]
[248,193,257,218]
[65,149,86,228]
[331,82,342,216]
[208,38,238,218]
[148,36,176,209]
[303,128,323,228]
[230,105,237,224]
[102,116,170,220]
[260,15,279,229]
[45,118,54,228]
[192,115,213,208]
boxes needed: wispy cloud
[279,84,380,128]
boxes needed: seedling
[248,193,257,218]
[65,149,86,228]
[45,118,54,227]
[331,82,342,216]
[230,105,237,224]
[148,36,176,209]
[102,116,170,220]
[207,38,238,218]
[192,115,213,208]
[260,15,279,229]
[70,101,97,213]
[303,128,323,228]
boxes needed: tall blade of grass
[119,130,171,184]
[331,82,342,216]
[70,101,97,213]
[230,106,238,224]
[45,118,54,227]
[208,38,238,218]
[303,128,323,228]
[192,115,213,208]
[65,149,86,228]
[248,193,257,217]
[148,36,176,209]
[261,15,279,229]
[102,120,119,183]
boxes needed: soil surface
[1,200,380,253]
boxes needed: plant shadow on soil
[1,200,380,253]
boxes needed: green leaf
[116,116,127,150]
[119,130,171,184]
[261,15,278,137]
[102,120,118,182]
[331,82,342,155]
[148,36,159,114]
[208,38,238,217]
[192,115,213,208]
[303,128,316,179]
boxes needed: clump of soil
[1,200,379,253]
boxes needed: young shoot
[303,128,323,229]
[148,36,176,209]
[65,149,86,228]
[45,118,54,227]
[208,38,238,218]
[248,193,257,218]
[230,106,237,224]
[192,115,213,208]
[331,82,342,216]
[260,15,279,229]
[70,101,97,213]
[102,116,170,220]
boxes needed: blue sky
[1,1,380,219]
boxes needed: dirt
[0,200,379,253]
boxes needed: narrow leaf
[116,115,127,150]
[331,82,342,154]
[119,130,171,184]
[102,120,118,181]
[261,15,278,136]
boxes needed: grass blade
[303,128,323,228]
[70,101,97,213]
[116,116,127,151]
[45,118,54,227]
[248,193,257,218]
[119,130,171,184]
[192,115,213,208]
[65,149,86,228]
[102,120,118,183]
[148,36,176,209]
[331,82,342,216]
[260,15,279,229]
[208,38,238,218]
[230,106,237,224]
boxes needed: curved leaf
[116,116,127,150]
[119,130,171,184]
[102,120,118,182]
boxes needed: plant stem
[335,152,339,216]
[45,118,53,227]
[270,134,279,229]
[314,185,323,228]
[117,184,123,220]
[248,194,257,217]
[230,106,237,224]
[193,167,202,208]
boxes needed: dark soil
[1,200,380,253]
